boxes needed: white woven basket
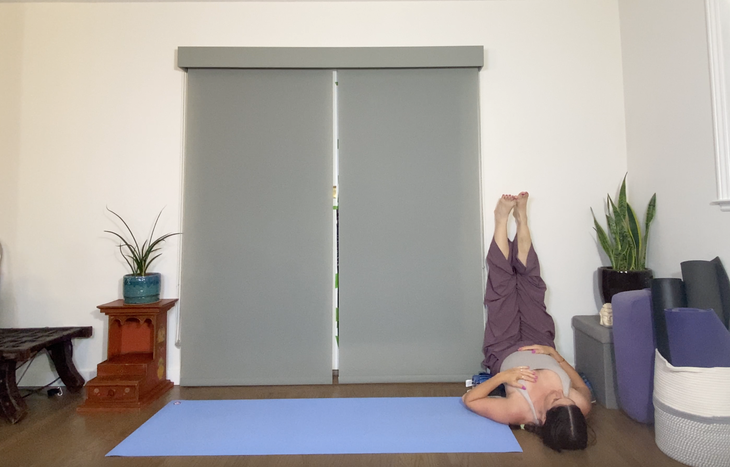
[653,351,730,467]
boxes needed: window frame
[706,0,730,211]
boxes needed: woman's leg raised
[512,192,555,347]
[481,195,523,372]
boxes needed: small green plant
[105,208,180,276]
[591,175,657,271]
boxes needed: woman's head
[511,404,590,451]
[539,404,588,451]
[541,390,574,420]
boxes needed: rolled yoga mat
[711,257,730,329]
[681,260,729,327]
[650,278,687,362]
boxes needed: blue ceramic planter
[123,273,161,304]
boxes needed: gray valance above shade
[177,46,484,70]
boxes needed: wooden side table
[78,299,177,413]
[0,327,92,423]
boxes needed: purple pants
[482,238,556,373]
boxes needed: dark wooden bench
[0,327,92,423]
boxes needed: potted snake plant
[591,175,657,304]
[105,208,180,304]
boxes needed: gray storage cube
[572,315,618,409]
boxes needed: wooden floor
[0,383,685,467]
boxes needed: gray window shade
[337,69,484,383]
[180,69,333,385]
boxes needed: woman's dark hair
[540,404,588,451]
[511,404,589,452]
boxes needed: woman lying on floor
[462,192,592,451]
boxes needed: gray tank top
[500,350,571,424]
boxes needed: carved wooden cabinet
[78,299,177,413]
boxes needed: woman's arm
[518,345,592,415]
[462,366,536,424]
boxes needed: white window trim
[707,0,730,211]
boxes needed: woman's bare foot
[494,195,516,259]
[495,194,517,221]
[513,192,529,224]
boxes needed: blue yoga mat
[107,397,522,456]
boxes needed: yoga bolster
[612,289,655,424]
[650,278,686,362]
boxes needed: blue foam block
[107,397,522,456]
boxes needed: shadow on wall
[0,242,18,327]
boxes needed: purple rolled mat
[665,307,730,368]
[680,260,726,325]
[650,278,686,362]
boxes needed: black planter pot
[598,267,653,304]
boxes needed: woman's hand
[519,344,565,363]
[498,366,537,389]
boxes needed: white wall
[619,0,730,281]
[0,0,627,385]
[0,5,23,329]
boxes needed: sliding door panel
[338,69,484,383]
[180,69,333,385]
